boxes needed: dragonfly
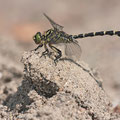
[33,13,120,63]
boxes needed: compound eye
[37,32,41,37]
[36,33,41,40]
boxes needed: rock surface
[1,51,119,120]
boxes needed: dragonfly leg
[49,43,62,64]
[31,44,43,51]
[40,44,50,58]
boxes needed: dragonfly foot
[53,54,61,65]
[40,50,53,59]
[40,51,48,58]
[54,59,58,66]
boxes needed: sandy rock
[4,51,120,120]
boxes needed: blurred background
[0,0,120,107]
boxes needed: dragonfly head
[33,32,43,45]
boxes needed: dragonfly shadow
[59,57,103,89]
[59,57,89,72]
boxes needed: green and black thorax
[45,29,73,44]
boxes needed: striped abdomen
[73,30,120,39]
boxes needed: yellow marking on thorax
[42,40,46,44]
[47,38,50,41]
[45,29,54,37]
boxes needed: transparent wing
[65,41,82,61]
[43,13,64,31]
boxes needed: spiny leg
[49,43,62,63]
[31,44,43,51]
[40,43,50,58]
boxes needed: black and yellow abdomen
[73,30,120,39]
